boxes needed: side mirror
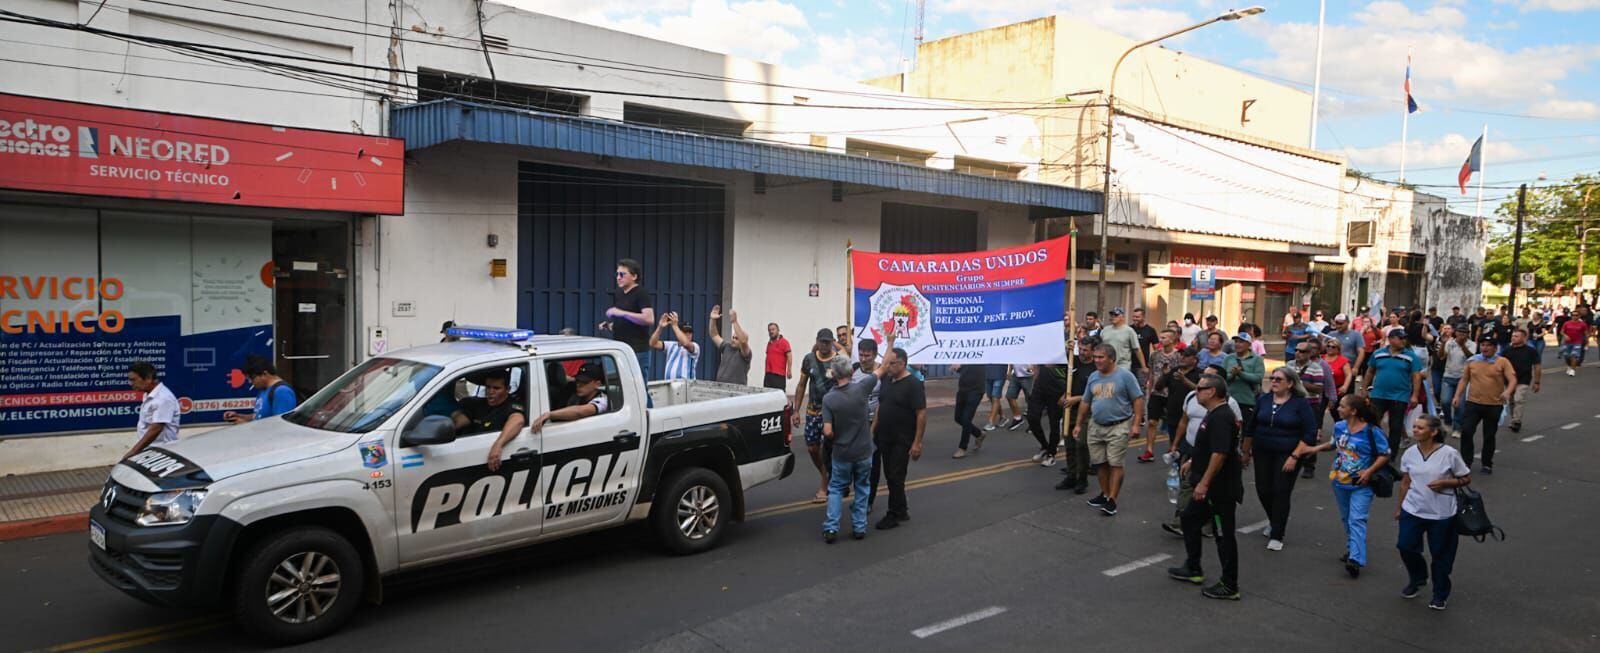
[401,415,457,447]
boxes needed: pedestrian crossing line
[1521,435,1545,443]
[1561,422,1581,430]
[1236,519,1271,534]
[1101,553,1173,577]
[1592,414,1600,419]
[911,606,1008,639]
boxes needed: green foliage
[1484,174,1600,291]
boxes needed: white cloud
[930,0,1198,41]
[1336,133,1525,171]
[1242,2,1600,116]
[787,32,904,84]
[1494,0,1600,12]
[1530,98,1600,119]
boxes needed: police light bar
[446,326,536,341]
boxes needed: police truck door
[537,352,646,534]
[395,363,544,565]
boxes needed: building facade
[870,15,1342,336]
[0,0,1098,474]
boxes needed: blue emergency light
[446,326,536,341]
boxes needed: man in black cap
[793,328,841,502]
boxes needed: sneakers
[1267,539,1283,551]
[1427,600,1447,611]
[1167,564,1205,585]
[1568,368,1577,377]
[1074,482,1088,495]
[1055,476,1076,491]
[1007,417,1026,431]
[1136,451,1155,464]
[1201,582,1241,600]
[1031,450,1047,462]
[1161,522,1184,538]
[974,432,987,450]
[823,530,838,544]
[1201,525,1216,538]
[875,514,901,530]
[1480,465,1494,475]
[951,448,968,459]
[1040,455,1057,468]
[1087,494,1109,507]
[1344,560,1361,578]
[1100,498,1119,516]
[1401,580,1426,599]
[983,423,998,432]
[851,531,866,541]
[1508,422,1521,433]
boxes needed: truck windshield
[283,357,442,433]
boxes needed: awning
[389,99,1101,215]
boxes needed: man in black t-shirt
[603,258,656,380]
[461,370,528,471]
[1130,308,1160,373]
[869,346,926,530]
[1168,374,1242,600]
[1055,337,1099,493]
[1502,328,1542,434]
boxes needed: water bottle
[1166,461,1181,504]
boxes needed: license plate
[89,520,106,550]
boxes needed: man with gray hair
[1073,343,1145,516]
[821,348,891,542]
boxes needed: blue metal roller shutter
[518,162,725,380]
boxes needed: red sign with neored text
[0,93,404,214]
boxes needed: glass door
[273,221,350,398]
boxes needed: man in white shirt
[125,361,180,459]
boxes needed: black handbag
[1454,486,1505,542]
[1362,431,1399,498]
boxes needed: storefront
[1147,245,1312,337]
[0,93,403,440]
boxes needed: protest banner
[851,236,1070,364]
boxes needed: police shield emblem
[359,440,388,469]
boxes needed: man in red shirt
[764,322,793,390]
[1559,306,1593,377]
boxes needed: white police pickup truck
[89,327,793,643]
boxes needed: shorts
[1562,344,1587,363]
[1086,419,1132,468]
[986,379,1005,399]
[804,403,824,446]
[1147,393,1168,421]
[1006,375,1033,400]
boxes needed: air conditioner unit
[1347,220,1376,248]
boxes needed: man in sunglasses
[1168,374,1243,601]
[602,258,656,381]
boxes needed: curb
[0,513,87,542]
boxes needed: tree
[1483,173,1600,300]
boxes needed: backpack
[1453,486,1506,542]
[265,381,301,414]
[1360,427,1400,498]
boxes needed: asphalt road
[5,353,1598,652]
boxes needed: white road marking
[1561,422,1581,430]
[1101,553,1173,577]
[274,151,293,161]
[1522,435,1545,442]
[1237,519,1271,534]
[911,606,1008,639]
[1593,414,1600,419]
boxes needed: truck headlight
[136,489,207,527]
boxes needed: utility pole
[1509,183,1527,310]
[1577,185,1595,295]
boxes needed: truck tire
[652,467,732,555]
[231,526,366,644]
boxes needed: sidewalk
[0,465,110,541]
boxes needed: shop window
[0,207,323,438]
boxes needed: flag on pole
[1404,55,1419,114]
[1458,135,1483,194]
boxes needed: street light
[1097,6,1266,313]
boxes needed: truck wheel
[231,526,365,644]
[653,467,732,555]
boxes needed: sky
[525,1,1600,214]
